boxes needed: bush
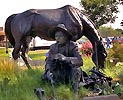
[80,40,93,56]
[108,42,123,63]
[0,58,19,84]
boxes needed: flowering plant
[80,40,93,56]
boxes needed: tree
[98,26,122,37]
[115,28,123,33]
[80,0,119,28]
[121,20,123,27]
[119,0,123,4]
[119,0,123,27]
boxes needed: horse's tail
[5,14,17,53]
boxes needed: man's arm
[66,42,83,66]
[54,45,83,66]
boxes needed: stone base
[83,94,120,100]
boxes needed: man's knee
[73,67,81,76]
[71,67,81,82]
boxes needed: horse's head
[92,42,107,69]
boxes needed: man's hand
[54,53,66,61]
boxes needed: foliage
[119,0,123,4]
[0,58,19,84]
[108,42,123,62]
[115,28,123,35]
[0,48,123,99]
[121,20,123,27]
[80,40,93,56]
[80,0,119,28]
[98,26,122,37]
[0,48,10,58]
[118,0,123,27]
[0,58,89,100]
[0,64,43,100]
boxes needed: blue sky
[0,0,123,29]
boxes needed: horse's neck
[84,30,102,48]
[80,15,102,48]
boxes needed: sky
[104,4,123,29]
[0,0,123,29]
[0,0,81,26]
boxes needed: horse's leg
[12,42,21,60]
[11,32,31,69]
[21,36,32,69]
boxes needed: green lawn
[0,47,11,58]
[28,50,49,60]
[0,48,48,61]
[0,48,123,99]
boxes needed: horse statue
[5,5,107,69]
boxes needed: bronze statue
[42,24,83,94]
[5,5,107,69]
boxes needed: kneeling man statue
[42,24,84,94]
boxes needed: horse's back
[31,5,83,40]
[5,5,83,41]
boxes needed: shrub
[0,58,19,84]
[108,42,123,63]
[80,40,93,56]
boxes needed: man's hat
[48,24,73,40]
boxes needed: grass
[28,50,49,60]
[0,48,11,58]
[0,48,48,60]
[0,59,88,100]
[0,48,123,99]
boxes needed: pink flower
[81,41,93,56]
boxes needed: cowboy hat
[48,24,73,40]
